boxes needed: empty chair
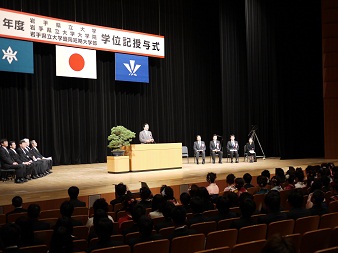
[40,209,60,219]
[205,229,238,249]
[170,234,205,253]
[315,246,338,253]
[283,233,301,253]
[20,245,48,253]
[89,235,124,248]
[195,246,231,253]
[299,228,332,253]
[237,224,267,244]
[267,219,295,238]
[231,239,266,253]
[217,217,239,230]
[182,146,189,163]
[91,245,131,253]
[319,212,338,229]
[133,239,170,253]
[158,226,175,237]
[73,226,89,240]
[190,221,217,236]
[293,215,320,234]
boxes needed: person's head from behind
[287,189,304,209]
[151,194,164,212]
[138,216,153,237]
[264,190,281,213]
[12,196,23,208]
[60,201,74,218]
[140,186,152,200]
[93,209,108,227]
[286,175,295,185]
[93,198,109,213]
[238,192,253,205]
[94,217,114,241]
[123,196,137,214]
[309,178,323,193]
[206,172,217,184]
[240,198,256,218]
[161,185,175,201]
[295,168,305,183]
[197,187,211,201]
[190,196,204,214]
[216,196,231,215]
[235,178,245,190]
[224,192,239,207]
[189,184,199,197]
[27,204,41,219]
[171,206,187,226]
[50,225,73,253]
[261,234,296,253]
[15,216,34,244]
[243,173,252,185]
[54,216,73,235]
[115,183,127,198]
[180,192,191,206]
[68,186,80,200]
[275,168,285,181]
[311,190,325,206]
[132,204,146,224]
[270,176,281,187]
[226,173,236,185]
[162,201,175,219]
[261,170,271,180]
[257,175,268,188]
[0,223,21,247]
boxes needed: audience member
[149,194,165,219]
[15,216,35,247]
[275,168,286,184]
[110,183,131,208]
[188,184,199,197]
[224,173,236,192]
[160,185,178,204]
[286,189,311,220]
[206,172,219,198]
[68,186,86,207]
[49,224,73,253]
[243,173,254,189]
[27,204,50,231]
[284,175,295,190]
[86,198,113,228]
[306,179,323,209]
[154,202,175,232]
[197,187,215,211]
[233,178,247,196]
[121,204,146,236]
[261,170,271,184]
[309,190,328,215]
[270,176,283,191]
[256,176,269,195]
[167,206,197,240]
[230,198,257,229]
[138,187,152,209]
[261,234,296,253]
[6,196,27,222]
[210,196,237,222]
[0,223,30,253]
[179,192,192,213]
[60,201,82,226]
[258,190,287,224]
[187,196,209,225]
[294,168,306,188]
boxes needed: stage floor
[1,157,337,206]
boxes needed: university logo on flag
[55,45,97,79]
[0,38,34,74]
[115,53,149,83]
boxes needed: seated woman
[224,174,236,192]
[206,172,219,200]
[246,138,255,163]
[233,178,248,196]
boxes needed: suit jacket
[139,130,154,143]
[9,149,24,164]
[227,141,239,152]
[16,148,32,163]
[246,142,255,152]
[0,147,16,166]
[193,141,206,153]
[30,147,44,159]
[210,140,221,152]
[69,198,86,208]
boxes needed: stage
[1,157,337,207]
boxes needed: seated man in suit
[226,134,239,163]
[24,138,50,174]
[30,139,53,171]
[27,204,50,231]
[168,206,197,240]
[139,123,155,144]
[210,134,223,164]
[6,196,27,222]
[68,186,86,207]
[193,135,206,164]
[0,138,27,183]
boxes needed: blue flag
[0,38,34,74]
[115,53,149,83]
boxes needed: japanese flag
[55,45,97,79]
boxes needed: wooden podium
[107,156,130,173]
[124,143,182,172]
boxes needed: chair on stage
[182,146,189,163]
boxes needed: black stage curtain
[0,0,323,165]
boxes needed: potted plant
[107,126,136,156]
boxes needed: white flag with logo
[55,45,97,79]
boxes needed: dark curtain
[0,0,323,165]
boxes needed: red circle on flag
[69,53,85,71]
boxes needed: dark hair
[180,192,191,206]
[68,186,80,199]
[224,191,239,207]
[8,141,15,147]
[216,196,231,215]
[60,201,74,218]
[171,206,187,226]
[235,178,245,189]
[309,179,323,193]
[295,168,305,182]
[261,170,271,179]
[287,189,304,209]
[161,185,175,201]
[0,223,21,247]
[143,123,149,128]
[270,176,281,187]
[162,201,175,219]
[257,175,268,187]
[226,174,236,185]
[54,216,73,235]
[240,198,256,218]
[94,217,114,241]
[18,139,25,145]
[238,192,253,204]
[140,187,152,200]
[131,205,146,223]
[138,216,153,236]
[207,172,217,183]
[0,138,7,144]
[264,190,281,212]
[93,209,108,227]
[93,198,109,213]
[275,168,286,183]
[243,173,252,184]
[115,183,127,197]
[311,190,325,205]
[151,194,165,212]
[50,226,73,253]
[261,234,296,253]
[286,175,295,185]
[12,196,23,208]
[27,204,41,219]
[190,196,204,214]
[189,184,199,197]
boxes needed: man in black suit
[168,206,197,240]
[68,186,87,207]
[8,141,36,180]
[0,139,27,183]
[27,204,50,231]
[17,140,46,177]
[226,134,239,163]
[24,138,50,174]
[193,135,206,164]
[210,134,223,164]
[30,139,53,171]
[6,196,27,223]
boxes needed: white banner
[0,8,165,58]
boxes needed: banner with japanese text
[0,8,165,58]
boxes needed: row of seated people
[0,138,52,183]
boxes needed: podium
[124,143,182,172]
[107,156,129,173]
